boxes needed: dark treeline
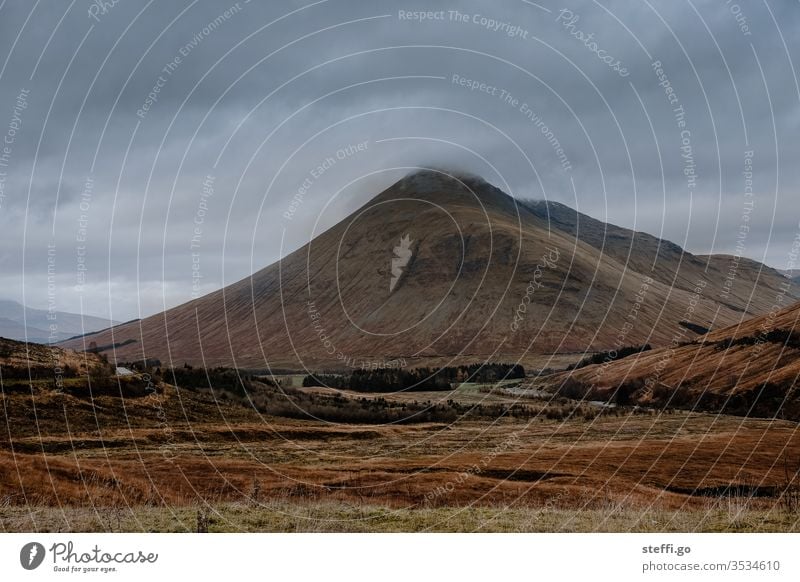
[567,344,652,371]
[558,375,800,421]
[440,363,525,383]
[161,370,540,424]
[715,329,800,351]
[164,366,252,397]
[252,384,541,424]
[86,338,137,353]
[302,363,525,392]
[650,380,800,420]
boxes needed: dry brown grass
[3,374,800,532]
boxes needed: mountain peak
[396,168,491,193]
[373,168,519,216]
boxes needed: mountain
[550,298,800,419]
[61,170,796,369]
[522,201,790,317]
[0,300,117,344]
[779,269,800,287]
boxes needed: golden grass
[2,499,799,533]
[3,382,800,532]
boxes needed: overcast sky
[0,0,798,321]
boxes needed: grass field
[3,501,800,533]
[2,375,800,532]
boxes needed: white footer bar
[1,533,796,581]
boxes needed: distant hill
[550,299,800,419]
[779,269,800,287]
[62,170,796,369]
[0,300,117,343]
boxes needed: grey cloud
[0,0,798,320]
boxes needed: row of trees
[303,362,525,392]
[567,344,652,371]
[437,363,525,383]
[716,329,800,351]
[164,366,252,397]
[650,380,800,420]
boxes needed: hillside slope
[526,202,789,316]
[550,299,800,419]
[0,336,111,391]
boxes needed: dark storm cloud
[0,0,797,320]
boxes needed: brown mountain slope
[549,298,800,419]
[62,170,795,370]
[525,202,789,316]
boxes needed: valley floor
[2,379,800,532]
